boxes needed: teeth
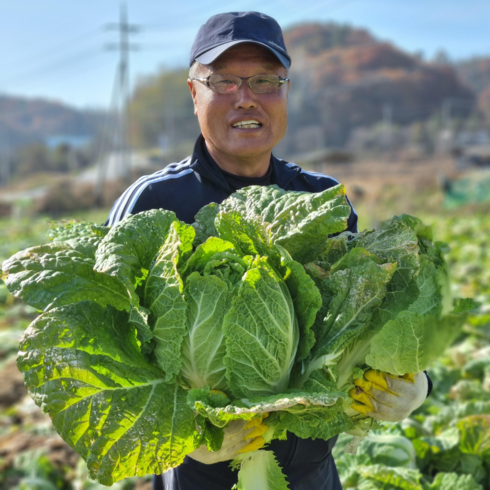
[233,120,261,128]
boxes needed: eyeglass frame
[189,74,290,94]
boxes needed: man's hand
[188,414,269,465]
[349,370,428,422]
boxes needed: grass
[0,208,111,264]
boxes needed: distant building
[456,130,490,147]
[456,144,490,171]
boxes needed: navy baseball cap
[190,12,291,69]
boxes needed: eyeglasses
[190,74,289,94]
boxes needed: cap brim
[195,40,290,69]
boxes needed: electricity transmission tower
[95,2,140,203]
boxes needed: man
[106,12,431,490]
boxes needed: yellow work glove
[349,370,428,422]
[188,413,269,465]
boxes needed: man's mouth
[232,120,262,129]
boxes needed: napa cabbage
[1,184,475,489]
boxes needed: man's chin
[224,136,276,156]
[222,144,272,159]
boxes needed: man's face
[188,44,289,161]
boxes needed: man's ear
[187,79,199,116]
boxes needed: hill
[284,22,377,54]
[454,56,490,118]
[0,95,105,149]
[455,56,490,95]
[281,23,475,149]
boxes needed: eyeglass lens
[208,74,282,94]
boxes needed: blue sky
[1,0,489,108]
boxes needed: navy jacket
[106,135,359,490]
[106,135,358,232]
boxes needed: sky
[1,0,489,109]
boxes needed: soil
[0,359,27,410]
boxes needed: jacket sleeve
[345,196,358,233]
[424,371,433,397]
[104,181,159,227]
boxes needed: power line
[0,47,104,88]
[0,0,362,100]
[142,0,240,28]
[0,57,113,120]
[103,2,142,187]
[279,0,360,24]
[144,0,358,32]
[1,27,103,74]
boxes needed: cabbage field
[332,208,490,489]
[0,200,489,490]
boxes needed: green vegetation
[2,185,484,489]
[333,312,490,488]
[330,208,490,489]
[129,68,199,150]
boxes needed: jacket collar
[189,134,302,191]
[189,134,231,192]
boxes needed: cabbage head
[1,184,475,488]
[3,185,352,486]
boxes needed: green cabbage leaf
[17,301,199,485]
[2,186,472,489]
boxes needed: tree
[433,49,451,66]
[129,69,198,149]
[51,144,72,173]
[17,142,50,176]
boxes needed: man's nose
[233,82,258,110]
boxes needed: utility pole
[104,3,140,187]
